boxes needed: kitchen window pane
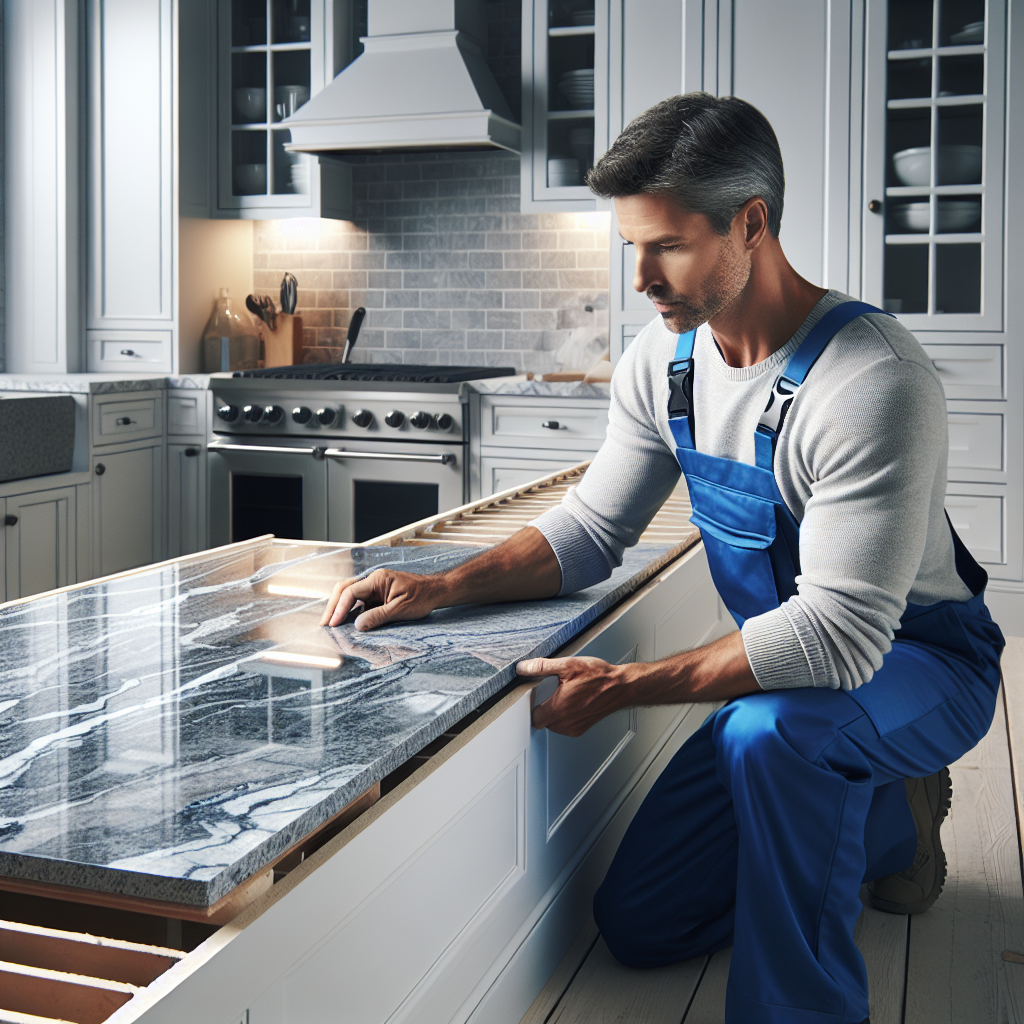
[232,51,268,126]
[935,244,981,313]
[272,49,311,123]
[935,195,981,233]
[887,108,931,188]
[939,0,985,47]
[884,243,929,314]
[233,0,267,46]
[937,104,983,184]
[888,56,932,100]
[273,0,312,43]
[939,54,984,97]
[272,130,308,195]
[232,130,269,195]
[888,0,932,51]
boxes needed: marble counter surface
[0,374,212,394]
[0,537,686,908]
[470,377,611,399]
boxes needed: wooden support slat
[0,921,180,987]
[0,962,134,1024]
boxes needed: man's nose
[632,250,660,295]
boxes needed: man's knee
[593,879,672,968]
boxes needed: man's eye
[654,245,680,254]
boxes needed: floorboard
[548,938,705,1024]
[518,918,600,1024]
[904,687,1024,1024]
[681,947,729,1024]
[854,898,908,1024]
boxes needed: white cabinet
[91,443,165,576]
[4,487,77,601]
[520,0,610,212]
[167,444,207,558]
[480,453,598,499]
[86,0,176,372]
[177,0,353,220]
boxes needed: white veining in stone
[0,537,679,906]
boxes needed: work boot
[866,767,952,915]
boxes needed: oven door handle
[322,447,457,466]
[207,441,320,456]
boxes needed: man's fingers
[353,602,395,632]
[325,573,384,627]
[516,657,574,678]
[320,581,346,626]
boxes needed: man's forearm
[435,526,562,607]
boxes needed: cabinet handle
[183,447,199,457]
[3,514,17,527]
[115,416,134,426]
[541,420,566,430]
[868,199,882,213]
[120,349,137,357]
[95,463,106,476]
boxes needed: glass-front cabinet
[863,0,1005,331]
[522,0,609,211]
[215,0,358,218]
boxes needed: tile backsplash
[253,151,611,375]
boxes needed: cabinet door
[86,0,176,369]
[92,445,164,576]
[167,443,208,558]
[5,487,77,601]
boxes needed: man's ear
[736,197,769,249]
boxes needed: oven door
[208,438,328,547]
[325,439,466,543]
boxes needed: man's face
[615,193,751,335]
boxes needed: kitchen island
[0,470,729,1024]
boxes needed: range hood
[284,0,520,156]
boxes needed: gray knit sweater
[532,290,971,691]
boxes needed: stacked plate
[950,20,984,44]
[558,68,594,110]
[289,159,310,194]
[891,200,981,233]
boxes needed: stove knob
[292,406,312,425]
[217,403,239,423]
[434,412,455,433]
[243,404,263,423]
[316,407,337,426]
[351,409,374,429]
[409,411,431,430]
[264,405,285,426]
[384,410,405,429]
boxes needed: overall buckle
[667,357,693,418]
[758,374,798,435]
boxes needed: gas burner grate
[234,364,516,384]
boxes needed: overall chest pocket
[685,476,781,625]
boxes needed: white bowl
[233,87,266,123]
[950,21,984,44]
[233,162,267,194]
[892,145,982,186]
[274,84,310,119]
[891,200,981,233]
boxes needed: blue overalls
[593,302,1006,1023]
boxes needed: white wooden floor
[521,637,1024,1024]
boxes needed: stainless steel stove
[207,365,514,546]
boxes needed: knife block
[260,313,304,367]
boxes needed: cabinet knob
[120,349,137,357]
[541,420,563,430]
[184,447,199,457]
[3,514,18,527]
[115,416,134,426]
[95,463,106,476]
[868,199,883,213]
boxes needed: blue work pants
[593,593,1004,1023]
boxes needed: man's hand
[518,656,632,736]
[320,569,443,630]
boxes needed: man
[321,94,1004,1023]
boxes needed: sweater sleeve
[531,331,681,594]
[741,357,957,691]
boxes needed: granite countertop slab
[470,377,611,399]
[0,536,686,908]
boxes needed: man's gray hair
[587,93,785,237]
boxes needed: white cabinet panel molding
[4,0,83,373]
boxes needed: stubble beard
[649,236,752,335]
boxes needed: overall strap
[667,328,697,450]
[754,301,894,469]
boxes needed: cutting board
[261,313,304,367]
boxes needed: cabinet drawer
[923,344,1003,399]
[481,400,609,450]
[86,330,173,373]
[946,492,1003,564]
[947,412,1003,473]
[167,394,205,436]
[94,397,162,445]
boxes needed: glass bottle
[202,288,261,372]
